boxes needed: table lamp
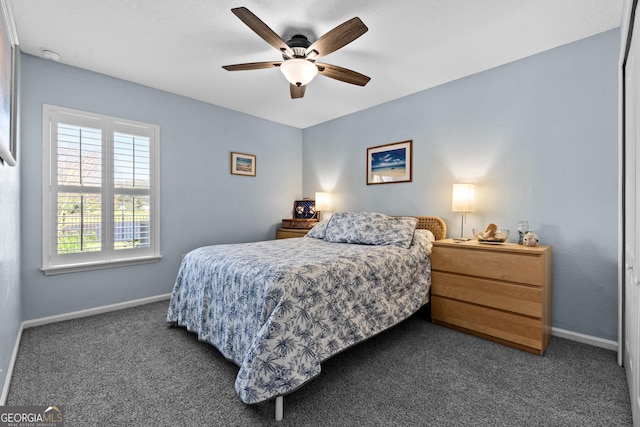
[315,192,332,221]
[451,183,474,240]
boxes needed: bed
[166,212,446,420]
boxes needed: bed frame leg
[275,396,283,421]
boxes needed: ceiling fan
[222,7,371,99]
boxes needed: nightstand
[276,228,309,239]
[430,239,552,355]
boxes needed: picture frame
[366,140,412,185]
[0,0,17,167]
[230,152,256,176]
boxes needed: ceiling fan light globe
[280,58,318,86]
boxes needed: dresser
[276,228,309,239]
[430,239,552,355]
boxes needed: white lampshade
[280,59,318,86]
[315,192,332,212]
[451,183,475,213]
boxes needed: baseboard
[552,327,618,352]
[0,323,23,406]
[22,293,171,329]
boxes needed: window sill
[42,255,162,276]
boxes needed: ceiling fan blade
[290,84,306,99]
[316,63,371,86]
[222,61,282,71]
[231,7,294,57]
[306,17,368,58]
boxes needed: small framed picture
[230,152,256,176]
[366,140,412,185]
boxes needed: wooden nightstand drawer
[431,271,542,317]
[432,245,545,286]
[432,296,544,352]
[430,239,551,355]
[276,228,309,239]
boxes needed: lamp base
[458,213,469,240]
[453,238,471,242]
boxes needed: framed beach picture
[366,140,412,185]
[230,152,256,176]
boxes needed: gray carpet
[6,300,632,426]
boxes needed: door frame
[621,0,638,367]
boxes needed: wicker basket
[281,218,318,229]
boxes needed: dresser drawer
[276,228,308,239]
[432,296,544,352]
[431,271,542,317]
[431,246,545,286]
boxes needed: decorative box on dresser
[430,239,552,355]
[276,228,309,239]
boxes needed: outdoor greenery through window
[43,105,160,274]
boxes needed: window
[42,105,160,274]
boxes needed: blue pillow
[324,212,417,248]
[305,219,329,239]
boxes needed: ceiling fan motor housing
[287,34,311,48]
[284,35,312,59]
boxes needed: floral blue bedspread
[167,226,434,404]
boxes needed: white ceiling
[7,0,623,129]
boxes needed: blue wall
[19,54,303,320]
[303,30,620,341]
[0,104,20,398]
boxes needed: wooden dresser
[431,239,552,355]
[276,228,309,239]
